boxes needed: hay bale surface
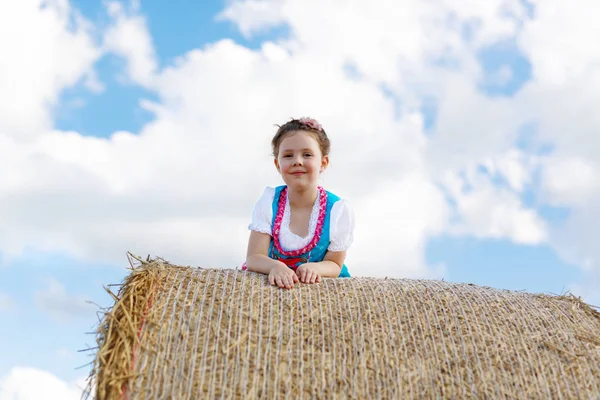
[87,258,600,399]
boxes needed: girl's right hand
[268,263,299,289]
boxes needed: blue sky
[56,0,282,138]
[1,0,598,398]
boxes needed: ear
[320,155,329,173]
[274,158,281,173]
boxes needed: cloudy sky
[1,0,599,398]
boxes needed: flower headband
[297,117,323,132]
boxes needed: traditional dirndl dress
[243,185,351,277]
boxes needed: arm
[303,199,354,279]
[245,187,289,275]
[245,231,285,274]
[296,199,353,284]
[314,250,346,277]
[245,231,299,288]
[296,250,346,283]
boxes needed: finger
[286,275,294,289]
[282,275,289,289]
[293,273,299,283]
[299,268,306,282]
[305,271,312,284]
[276,276,285,288]
[310,272,317,284]
[316,274,322,283]
[269,274,275,286]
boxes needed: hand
[268,263,299,289]
[296,263,322,284]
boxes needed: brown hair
[271,118,331,158]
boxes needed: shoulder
[259,186,276,201]
[324,188,351,212]
[260,185,289,200]
[249,187,278,233]
[325,189,341,203]
[325,188,354,227]
[328,198,355,251]
[331,199,354,220]
[251,186,274,213]
[255,185,287,204]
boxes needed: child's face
[274,131,328,191]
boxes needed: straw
[85,255,600,399]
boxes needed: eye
[304,153,312,157]
[283,154,292,158]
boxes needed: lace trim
[328,233,354,252]
[272,186,327,257]
[248,223,272,236]
[282,189,321,243]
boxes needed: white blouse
[248,186,355,252]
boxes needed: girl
[242,117,355,289]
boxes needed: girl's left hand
[296,263,322,284]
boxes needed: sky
[1,0,599,398]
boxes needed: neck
[287,185,318,208]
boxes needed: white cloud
[0,367,86,400]
[217,0,286,38]
[492,149,536,193]
[103,1,157,87]
[540,156,598,207]
[452,188,546,245]
[425,72,526,173]
[220,0,525,82]
[439,150,547,244]
[547,199,600,276]
[0,0,598,297]
[34,278,96,322]
[516,1,600,160]
[351,172,449,278]
[513,0,600,281]
[0,0,101,140]
[518,0,600,88]
[0,34,444,275]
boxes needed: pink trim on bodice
[242,186,327,271]
[272,186,327,257]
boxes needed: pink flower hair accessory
[297,117,323,132]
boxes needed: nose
[293,156,303,166]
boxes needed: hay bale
[86,257,600,399]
